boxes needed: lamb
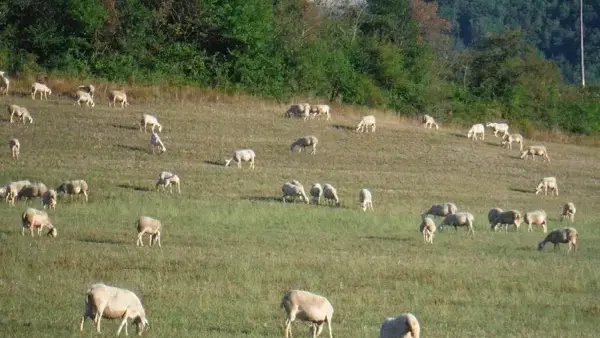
[421,202,457,219]
[31,82,52,100]
[422,114,439,129]
[524,210,548,233]
[140,114,162,133]
[290,135,318,155]
[356,115,376,132]
[501,133,524,151]
[41,189,57,209]
[74,90,95,107]
[109,90,129,108]
[21,207,57,237]
[136,216,162,247]
[281,181,309,204]
[486,122,509,137]
[310,104,332,120]
[0,71,9,95]
[17,181,48,200]
[80,283,149,336]
[535,176,558,196]
[560,202,576,222]
[8,104,33,124]
[487,207,503,230]
[285,103,311,120]
[310,183,323,205]
[359,188,373,211]
[5,180,32,205]
[56,179,89,202]
[150,132,166,155]
[280,289,333,338]
[490,210,522,232]
[537,227,578,253]
[225,149,255,169]
[379,313,421,338]
[520,145,550,162]
[78,84,95,98]
[9,138,19,160]
[155,171,181,194]
[323,183,340,207]
[420,217,436,244]
[438,212,475,236]
[467,124,485,140]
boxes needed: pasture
[1,89,599,338]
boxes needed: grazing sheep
[537,227,578,253]
[80,283,149,336]
[501,133,524,151]
[41,189,57,209]
[467,124,485,140]
[561,202,576,222]
[285,103,311,120]
[359,188,373,212]
[520,145,550,162]
[31,82,51,100]
[485,122,509,137]
[0,71,9,95]
[420,217,436,244]
[524,210,548,233]
[421,202,457,219]
[78,84,95,98]
[280,289,333,338]
[487,208,503,230]
[150,133,166,155]
[438,212,475,236]
[290,135,318,155]
[282,181,309,204]
[490,210,522,232]
[140,114,162,133]
[5,180,32,205]
[323,183,340,207]
[156,171,181,194]
[535,176,558,196]
[225,149,255,169]
[74,90,95,107]
[109,90,129,108]
[17,181,48,201]
[310,183,323,205]
[310,104,331,121]
[21,207,57,237]
[379,313,421,338]
[9,138,19,160]
[8,104,33,124]
[56,179,89,202]
[422,114,439,129]
[136,216,162,247]
[356,115,376,132]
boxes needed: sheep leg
[116,313,129,336]
[156,233,161,247]
[137,231,145,246]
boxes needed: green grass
[1,93,599,338]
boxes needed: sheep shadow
[330,124,354,132]
[361,235,410,242]
[116,144,147,153]
[117,184,152,192]
[509,187,532,194]
[242,196,282,203]
[111,124,138,131]
[79,238,125,245]
[204,160,224,167]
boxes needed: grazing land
[1,91,599,338]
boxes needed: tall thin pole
[580,0,585,87]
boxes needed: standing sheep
[420,217,436,244]
[356,115,376,132]
[524,210,548,233]
[17,181,48,201]
[78,84,95,98]
[438,212,475,236]
[487,207,503,230]
[490,210,522,232]
[31,82,52,100]
[156,171,181,194]
[41,189,57,209]
[422,114,439,129]
[520,145,550,162]
[225,149,255,169]
[5,180,32,205]
[282,181,309,204]
[535,177,558,196]
[421,202,457,219]
[359,188,373,211]
[285,103,311,120]
[486,122,509,137]
[0,71,9,95]
[136,216,162,247]
[560,202,576,222]
[109,90,129,108]
[467,124,485,140]
[140,114,162,133]
[74,90,95,107]
[8,104,34,124]
[310,183,323,205]
[379,313,421,338]
[56,179,89,202]
[9,138,19,160]
[150,133,166,155]
[21,207,57,237]
[323,183,340,207]
[501,133,524,151]
[280,289,334,338]
[290,136,318,155]
[537,227,578,253]
[310,104,332,120]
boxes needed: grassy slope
[0,92,599,338]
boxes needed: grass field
[1,89,599,338]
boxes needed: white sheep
[4,180,32,205]
[17,181,48,201]
[310,104,331,120]
[520,145,550,162]
[150,133,166,155]
[485,122,509,137]
[535,177,558,196]
[21,207,57,237]
[490,210,522,232]
[225,149,255,169]
[537,227,578,253]
[0,71,9,95]
[136,216,162,247]
[420,217,436,244]
[109,90,129,108]
[422,114,439,129]
[78,84,95,98]
[8,104,34,124]
[9,138,19,160]
[501,133,523,151]
[80,283,149,336]
[379,313,421,338]
[56,179,89,202]
[359,188,373,211]
[560,202,576,222]
[323,183,340,207]
[524,210,548,233]
[31,82,52,100]
[280,289,334,338]
[467,124,485,140]
[41,189,57,209]
[421,202,457,219]
[285,103,311,120]
[282,181,309,204]
[438,212,475,236]
[74,90,95,107]
[140,114,162,133]
[156,171,181,194]
[290,135,318,155]
[310,183,323,205]
[356,115,376,132]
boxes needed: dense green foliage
[0,0,598,135]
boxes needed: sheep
[56,179,89,202]
[501,133,524,151]
[487,207,503,230]
[8,104,34,124]
[281,181,309,204]
[17,181,48,201]
[485,122,509,137]
[136,216,162,247]
[80,283,149,336]
[155,171,181,194]
[285,103,311,120]
[225,149,255,169]
[537,227,578,253]
[490,210,522,232]
[323,183,340,207]
[31,82,52,100]
[560,202,576,222]
[150,132,166,155]
[421,202,457,219]
[379,313,421,338]
[310,104,332,121]
[78,84,95,98]
[280,289,333,338]
[524,210,548,233]
[140,114,162,133]
[356,115,376,132]
[359,188,373,212]
[21,207,57,237]
[420,217,436,244]
[535,176,558,196]
[74,90,95,107]
[467,124,485,140]
[0,71,9,95]
[109,90,129,108]
[290,135,318,155]
[9,138,19,160]
[422,114,439,129]
[4,180,32,205]
[438,212,475,236]
[520,145,550,162]
[310,183,323,205]
[41,189,57,209]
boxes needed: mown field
[0,88,599,338]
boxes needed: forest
[0,0,598,135]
